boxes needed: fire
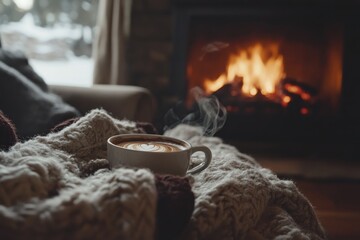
[284,83,311,101]
[281,95,291,107]
[204,43,285,96]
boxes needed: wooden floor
[254,157,360,239]
[292,178,360,240]
[226,141,360,239]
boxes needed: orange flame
[204,43,285,96]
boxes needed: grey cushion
[0,58,80,140]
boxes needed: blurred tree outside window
[0,0,99,86]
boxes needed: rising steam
[163,87,227,136]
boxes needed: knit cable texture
[0,109,326,240]
[165,125,326,240]
[0,109,157,240]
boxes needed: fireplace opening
[186,18,343,141]
[171,2,360,159]
[188,20,343,115]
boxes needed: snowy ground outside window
[29,58,93,87]
[0,1,98,87]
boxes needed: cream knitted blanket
[0,109,326,240]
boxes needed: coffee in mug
[107,134,212,176]
[116,140,186,152]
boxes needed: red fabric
[51,117,80,133]
[155,174,195,240]
[136,121,158,134]
[0,111,18,151]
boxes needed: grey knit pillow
[0,49,48,91]
[0,60,80,139]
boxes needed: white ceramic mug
[107,134,212,176]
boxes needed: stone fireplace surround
[128,0,360,164]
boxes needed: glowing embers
[202,43,317,116]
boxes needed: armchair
[50,84,156,123]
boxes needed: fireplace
[171,1,360,159]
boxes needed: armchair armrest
[49,84,156,123]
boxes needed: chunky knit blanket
[0,109,326,240]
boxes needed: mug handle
[187,146,212,174]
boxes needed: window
[0,0,99,86]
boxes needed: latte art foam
[117,140,185,152]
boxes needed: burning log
[211,76,242,96]
[210,76,318,116]
[281,78,317,101]
[212,82,283,115]
[280,78,318,116]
